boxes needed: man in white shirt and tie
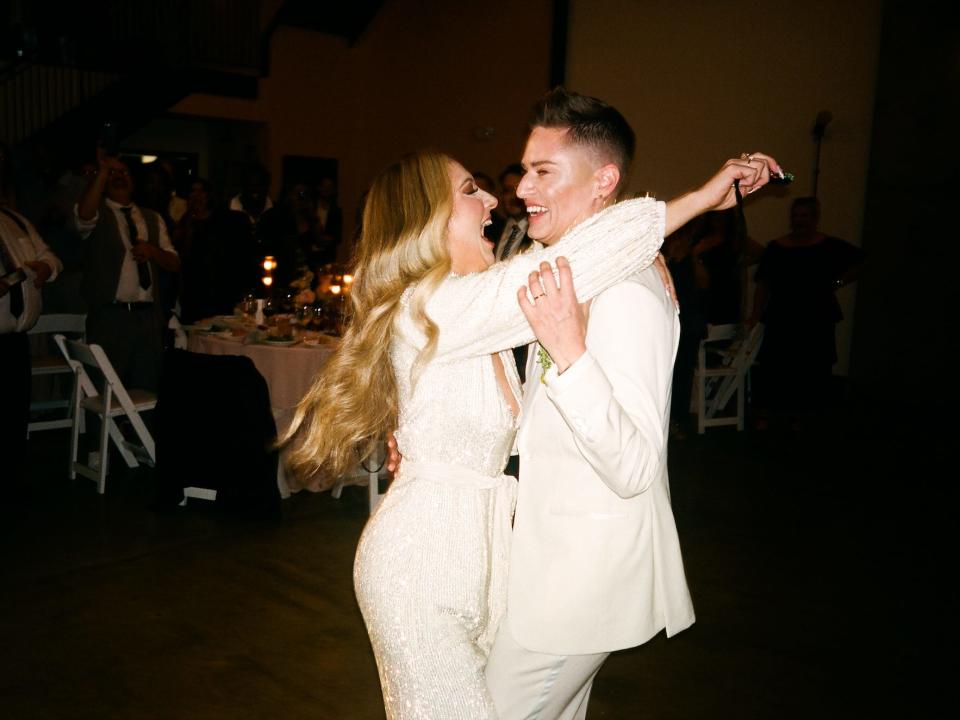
[493,163,531,262]
[75,146,180,391]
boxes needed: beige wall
[567,0,882,374]
[172,0,552,252]
[170,0,882,373]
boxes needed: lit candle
[262,275,274,287]
[263,256,277,272]
[330,285,341,295]
[343,274,354,285]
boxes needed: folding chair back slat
[696,323,764,434]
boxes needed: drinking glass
[262,297,278,324]
[295,304,312,328]
[242,293,257,320]
[312,305,326,332]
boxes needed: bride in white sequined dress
[282,152,665,718]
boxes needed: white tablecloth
[186,331,338,496]
[186,333,337,412]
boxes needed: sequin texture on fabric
[352,198,665,719]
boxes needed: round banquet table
[187,332,336,412]
[186,329,338,496]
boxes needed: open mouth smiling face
[447,161,498,274]
[518,126,606,247]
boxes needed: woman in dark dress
[750,197,864,428]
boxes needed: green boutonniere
[537,346,553,383]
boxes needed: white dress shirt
[74,198,177,303]
[229,194,273,224]
[0,207,63,333]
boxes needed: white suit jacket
[507,265,695,655]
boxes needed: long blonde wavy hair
[280,151,455,490]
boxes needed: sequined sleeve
[425,197,665,361]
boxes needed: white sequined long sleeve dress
[353,198,666,719]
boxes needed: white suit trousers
[486,620,609,720]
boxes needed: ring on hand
[533,293,546,300]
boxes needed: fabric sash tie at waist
[395,461,518,654]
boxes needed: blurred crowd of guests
[3,133,865,484]
[664,197,863,437]
[1,137,345,483]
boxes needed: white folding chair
[27,313,86,435]
[53,334,157,494]
[696,323,764,434]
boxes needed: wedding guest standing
[74,145,180,391]
[750,196,864,429]
[1,141,62,485]
[175,178,257,324]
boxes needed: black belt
[111,301,154,311]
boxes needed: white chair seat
[81,390,157,416]
[31,355,71,374]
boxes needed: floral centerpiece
[289,267,316,306]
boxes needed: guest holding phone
[74,141,180,392]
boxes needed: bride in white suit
[485,88,782,720]
[284,137,779,715]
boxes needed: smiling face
[517,126,617,247]
[446,161,498,274]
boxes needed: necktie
[0,210,26,318]
[500,223,521,261]
[121,207,152,290]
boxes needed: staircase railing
[1,0,263,145]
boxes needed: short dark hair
[498,163,524,186]
[529,87,635,180]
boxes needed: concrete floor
[1,399,949,719]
